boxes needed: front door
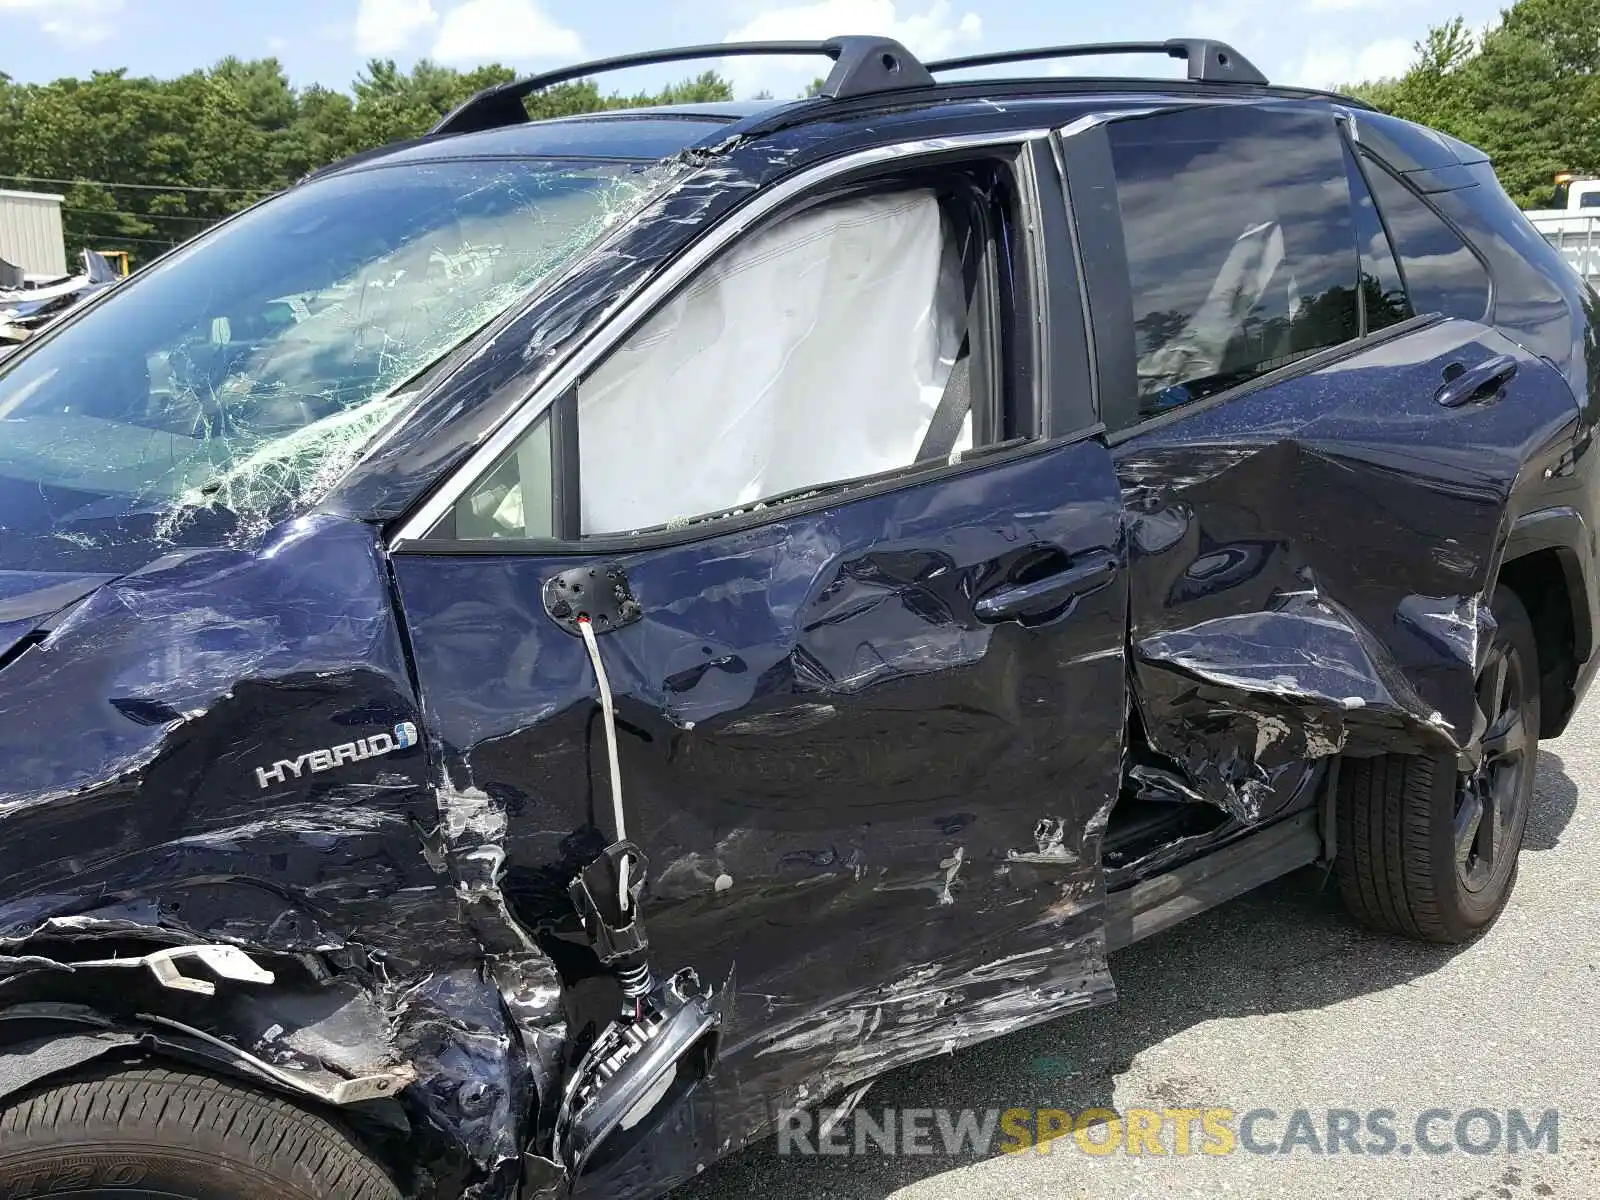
[390,138,1129,1155]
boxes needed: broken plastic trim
[553,968,719,1177]
[0,945,278,998]
[138,1013,416,1106]
[544,565,643,637]
[87,943,276,996]
[548,570,724,1177]
[569,842,650,965]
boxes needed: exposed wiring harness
[577,614,631,912]
[552,576,721,1176]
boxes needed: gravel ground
[677,699,1600,1200]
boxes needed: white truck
[1524,175,1600,284]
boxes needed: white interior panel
[576,189,967,535]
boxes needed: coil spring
[618,962,654,999]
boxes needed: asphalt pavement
[677,697,1600,1200]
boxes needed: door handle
[1436,354,1518,408]
[975,550,1119,624]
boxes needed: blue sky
[0,0,1510,96]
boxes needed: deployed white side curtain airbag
[577,189,966,535]
[1137,219,1287,397]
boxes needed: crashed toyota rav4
[0,34,1595,1200]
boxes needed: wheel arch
[0,1055,408,1200]
[0,997,422,1195]
[1497,506,1596,737]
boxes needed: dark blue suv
[0,36,1592,1200]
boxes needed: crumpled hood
[0,571,120,666]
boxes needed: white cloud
[1293,36,1415,88]
[725,0,980,93]
[431,0,582,65]
[0,0,123,44]
[1185,0,1255,42]
[729,0,980,56]
[1305,0,1390,8]
[355,0,439,56]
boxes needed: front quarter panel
[0,515,550,1196]
[0,515,443,960]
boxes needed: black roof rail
[928,39,1268,86]
[431,36,934,137]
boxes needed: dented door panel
[1115,319,1582,824]
[391,437,1128,1184]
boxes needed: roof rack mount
[432,37,932,137]
[927,40,1267,86]
[431,35,1268,139]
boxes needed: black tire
[0,1065,400,1200]
[1335,588,1540,943]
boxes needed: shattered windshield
[0,157,661,566]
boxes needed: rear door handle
[1436,354,1518,408]
[975,550,1119,624]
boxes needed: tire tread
[1335,590,1538,944]
[0,1065,398,1200]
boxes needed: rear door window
[1106,106,1361,424]
[1359,156,1491,321]
[1343,141,1414,333]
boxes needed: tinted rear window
[1343,142,1414,333]
[1108,106,1360,424]
[1361,156,1491,322]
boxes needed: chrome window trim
[391,126,1054,546]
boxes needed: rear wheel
[0,1065,399,1200]
[1335,589,1539,943]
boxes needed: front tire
[0,1065,400,1200]
[1335,589,1539,943]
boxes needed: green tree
[348,57,519,145]
[0,57,733,267]
[1349,0,1600,207]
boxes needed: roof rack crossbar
[927,39,1268,86]
[431,37,935,137]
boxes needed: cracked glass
[0,158,666,565]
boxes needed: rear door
[1068,102,1580,830]
[388,135,1128,1117]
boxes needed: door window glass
[1107,107,1361,424]
[1342,141,1414,333]
[1360,156,1491,322]
[450,185,1006,540]
[578,189,978,536]
[455,413,554,539]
